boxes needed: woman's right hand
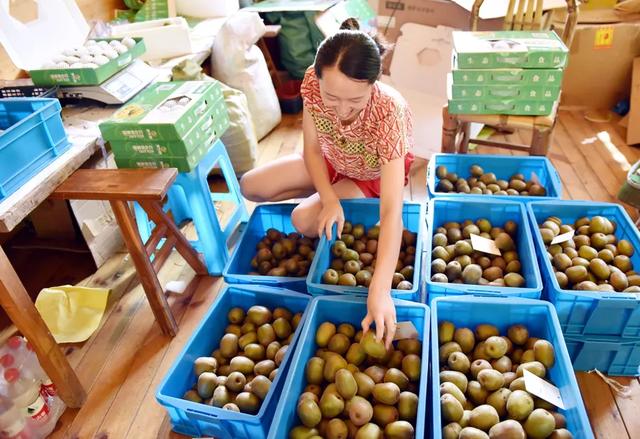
[317,196,344,240]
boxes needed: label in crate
[523,369,565,409]
[470,234,501,256]
[551,229,575,245]
[394,321,419,341]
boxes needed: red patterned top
[300,67,413,181]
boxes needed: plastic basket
[306,199,425,302]
[430,296,594,439]
[0,85,57,99]
[427,153,562,202]
[0,98,70,201]
[267,295,430,439]
[223,203,314,292]
[425,198,543,303]
[564,335,640,376]
[528,201,640,338]
[156,285,311,438]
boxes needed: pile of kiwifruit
[182,305,302,414]
[430,219,526,288]
[322,222,417,290]
[538,215,640,293]
[438,321,573,439]
[435,164,547,196]
[288,321,422,438]
[250,228,318,277]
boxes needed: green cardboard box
[448,98,556,116]
[114,142,210,172]
[99,81,225,141]
[30,38,146,87]
[453,31,568,69]
[109,97,230,158]
[451,83,560,100]
[451,66,564,86]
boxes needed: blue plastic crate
[0,98,70,200]
[156,285,311,439]
[307,199,425,302]
[430,296,594,439]
[223,203,313,292]
[564,335,640,376]
[425,198,543,303]
[268,295,430,439]
[528,201,640,338]
[427,153,562,201]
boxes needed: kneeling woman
[240,19,414,346]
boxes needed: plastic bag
[211,11,281,140]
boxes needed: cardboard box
[114,141,210,172]
[559,23,640,109]
[453,30,569,69]
[451,66,564,85]
[448,98,555,115]
[99,81,225,141]
[450,82,561,100]
[627,57,640,145]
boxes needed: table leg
[110,200,178,337]
[0,246,86,407]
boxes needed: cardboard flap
[452,0,570,19]
[0,0,88,70]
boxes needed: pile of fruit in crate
[250,229,319,277]
[288,321,421,438]
[182,305,302,414]
[40,38,137,69]
[431,218,525,288]
[435,164,547,196]
[537,215,640,293]
[322,222,417,289]
[438,321,573,439]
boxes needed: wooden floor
[41,110,640,438]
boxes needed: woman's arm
[361,156,405,348]
[302,106,344,239]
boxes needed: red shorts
[325,153,414,198]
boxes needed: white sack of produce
[211,11,281,140]
[219,82,258,176]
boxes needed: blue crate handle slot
[186,407,219,421]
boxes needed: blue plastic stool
[135,140,248,275]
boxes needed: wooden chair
[442,0,579,156]
[52,169,208,337]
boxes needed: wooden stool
[52,168,208,337]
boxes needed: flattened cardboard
[627,57,640,145]
[471,233,501,256]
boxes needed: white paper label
[394,322,419,341]
[551,229,575,245]
[470,234,502,256]
[523,369,565,409]
[530,171,541,185]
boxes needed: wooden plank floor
[48,110,639,438]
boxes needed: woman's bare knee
[291,204,318,237]
[240,172,265,202]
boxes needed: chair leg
[459,122,472,154]
[531,124,553,156]
[442,106,459,153]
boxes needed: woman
[240,19,414,348]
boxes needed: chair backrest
[470,0,579,47]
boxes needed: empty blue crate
[564,335,640,376]
[156,285,311,439]
[528,201,640,338]
[268,295,430,439]
[307,199,425,302]
[425,198,543,303]
[431,296,594,439]
[0,98,70,200]
[223,203,317,292]
[427,153,562,201]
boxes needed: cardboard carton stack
[448,30,569,116]
[99,81,229,172]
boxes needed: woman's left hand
[361,281,397,349]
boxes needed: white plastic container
[0,396,35,439]
[176,0,239,18]
[110,17,193,61]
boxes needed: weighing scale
[57,60,158,105]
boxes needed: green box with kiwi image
[451,83,560,100]
[451,66,564,86]
[99,80,225,141]
[448,98,555,116]
[453,31,569,69]
[109,99,229,159]
[114,141,210,172]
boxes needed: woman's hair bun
[340,18,360,31]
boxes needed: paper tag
[394,321,419,341]
[530,171,541,185]
[594,26,614,49]
[470,234,501,256]
[523,369,565,409]
[551,229,575,245]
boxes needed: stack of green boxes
[448,31,569,116]
[99,81,230,172]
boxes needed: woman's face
[318,66,373,122]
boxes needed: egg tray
[29,38,146,87]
